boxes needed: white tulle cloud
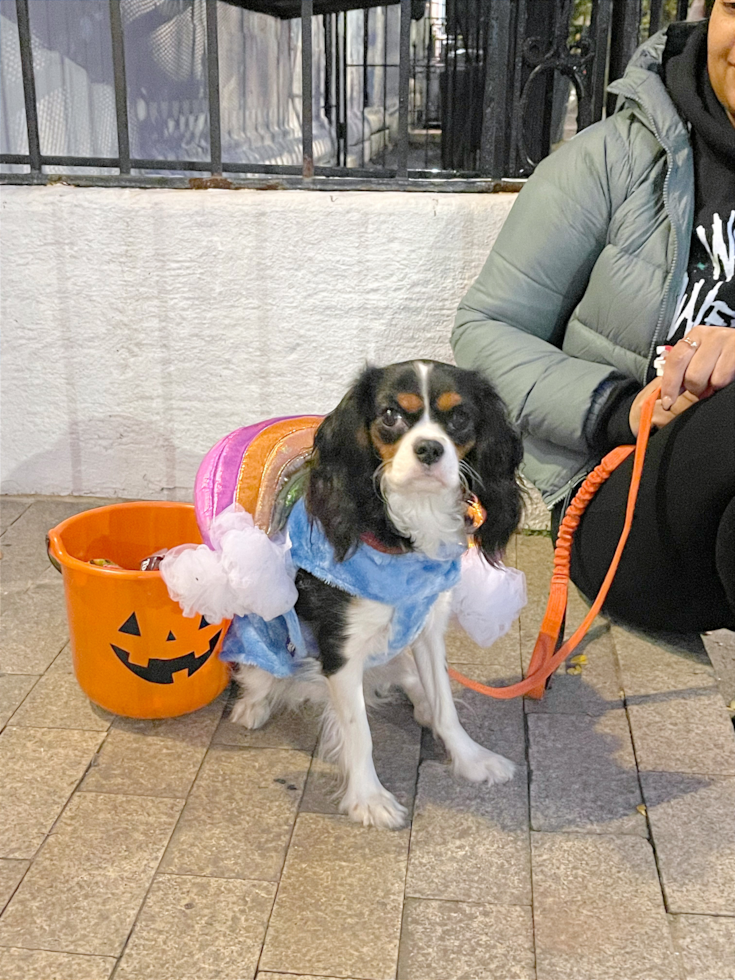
[160,505,298,624]
[451,546,527,648]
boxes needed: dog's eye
[381,408,402,428]
[447,408,471,434]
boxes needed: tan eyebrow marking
[437,391,463,412]
[396,393,424,413]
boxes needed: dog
[229,359,524,829]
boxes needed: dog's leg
[326,655,407,829]
[411,594,515,785]
[374,650,434,728]
[323,600,408,829]
[230,663,279,729]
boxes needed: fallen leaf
[727,700,735,712]
[569,654,588,665]
[636,804,647,815]
[566,665,583,675]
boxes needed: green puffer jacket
[452,27,695,507]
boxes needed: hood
[607,22,699,157]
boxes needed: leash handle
[448,383,661,700]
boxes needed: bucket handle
[46,533,62,573]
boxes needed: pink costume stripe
[194,416,297,546]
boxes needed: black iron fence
[0,0,694,191]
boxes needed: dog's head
[305,360,524,562]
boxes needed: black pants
[552,381,735,633]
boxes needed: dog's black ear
[462,373,524,564]
[305,366,381,561]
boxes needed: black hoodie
[665,18,735,343]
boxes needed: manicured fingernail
[661,396,672,410]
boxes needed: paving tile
[0,498,31,535]
[528,711,647,835]
[160,746,309,880]
[46,643,74,674]
[35,563,65,586]
[397,898,535,980]
[78,694,226,799]
[114,873,276,980]
[405,760,531,905]
[0,792,183,956]
[0,726,104,858]
[9,673,113,731]
[445,620,522,672]
[642,772,735,915]
[515,529,553,566]
[613,625,718,698]
[0,858,28,913]
[213,696,320,753]
[627,692,735,775]
[611,626,735,774]
[532,832,679,980]
[525,621,623,716]
[110,691,227,745]
[79,729,208,798]
[301,698,421,817]
[0,947,116,980]
[0,499,107,593]
[668,913,735,980]
[260,812,408,980]
[0,584,69,673]
[517,533,554,664]
[702,628,735,706]
[258,976,364,980]
[0,675,38,729]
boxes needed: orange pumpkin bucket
[46,502,230,719]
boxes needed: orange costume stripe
[234,417,322,535]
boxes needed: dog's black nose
[414,439,444,465]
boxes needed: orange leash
[448,383,660,700]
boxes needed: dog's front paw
[340,787,408,830]
[451,744,515,785]
[229,697,272,730]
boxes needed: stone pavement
[1,495,735,980]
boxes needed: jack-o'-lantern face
[111,611,222,685]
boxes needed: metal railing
[0,0,693,191]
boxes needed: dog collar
[359,532,408,555]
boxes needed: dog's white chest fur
[342,598,395,660]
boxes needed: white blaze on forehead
[414,361,432,422]
[378,361,466,557]
[381,361,465,556]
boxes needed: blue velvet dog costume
[220,498,464,676]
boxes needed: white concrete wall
[0,184,517,503]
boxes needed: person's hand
[660,325,735,410]
[629,377,699,437]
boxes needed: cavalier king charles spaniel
[230,360,524,829]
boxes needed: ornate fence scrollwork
[517,0,595,171]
